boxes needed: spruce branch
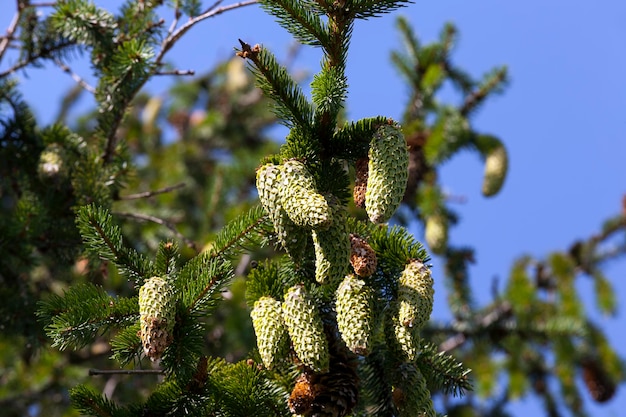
[89,369,164,376]
[350,0,412,20]
[237,39,314,130]
[257,0,330,47]
[76,204,153,283]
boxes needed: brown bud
[349,234,377,277]
[353,158,368,208]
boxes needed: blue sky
[2,1,625,415]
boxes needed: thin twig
[155,69,195,76]
[114,211,198,252]
[0,2,23,63]
[89,368,164,376]
[25,2,57,7]
[156,0,257,63]
[54,57,96,93]
[0,40,75,78]
[118,182,186,200]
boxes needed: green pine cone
[282,285,329,372]
[424,214,448,255]
[392,363,436,417]
[251,296,289,369]
[279,160,332,229]
[397,260,434,331]
[38,144,68,182]
[336,274,374,355]
[312,196,350,285]
[365,123,409,223]
[482,144,508,197]
[256,163,308,259]
[388,261,434,361]
[138,276,176,361]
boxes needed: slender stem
[0,2,23,63]
[114,211,198,252]
[54,57,96,93]
[89,368,163,376]
[118,182,186,200]
[155,69,195,76]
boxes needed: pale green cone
[138,276,176,361]
[389,261,434,361]
[251,296,289,369]
[312,196,350,285]
[397,260,434,331]
[424,214,447,255]
[482,144,508,197]
[279,160,332,229]
[336,274,374,355]
[282,285,329,372]
[365,123,409,223]
[392,363,436,417]
[256,163,308,259]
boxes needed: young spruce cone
[336,274,374,355]
[312,196,351,285]
[251,296,288,369]
[138,277,176,361]
[256,163,308,260]
[391,260,434,361]
[392,363,436,417]
[282,285,329,372]
[289,330,359,417]
[424,214,448,255]
[481,143,508,197]
[365,122,409,223]
[279,160,332,229]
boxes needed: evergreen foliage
[0,0,624,416]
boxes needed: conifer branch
[0,40,75,78]
[114,211,198,252]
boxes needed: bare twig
[118,182,186,200]
[155,69,195,76]
[0,40,75,78]
[156,0,257,63]
[25,2,57,7]
[54,57,96,93]
[114,211,198,252]
[0,2,23,63]
[89,368,164,376]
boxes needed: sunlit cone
[256,163,308,260]
[38,144,67,182]
[365,122,409,223]
[279,160,332,229]
[349,234,377,277]
[138,276,176,361]
[392,363,436,417]
[481,144,508,197]
[388,261,434,361]
[397,260,434,331]
[336,274,374,355]
[282,285,329,372]
[250,296,288,369]
[424,214,447,255]
[312,196,350,285]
